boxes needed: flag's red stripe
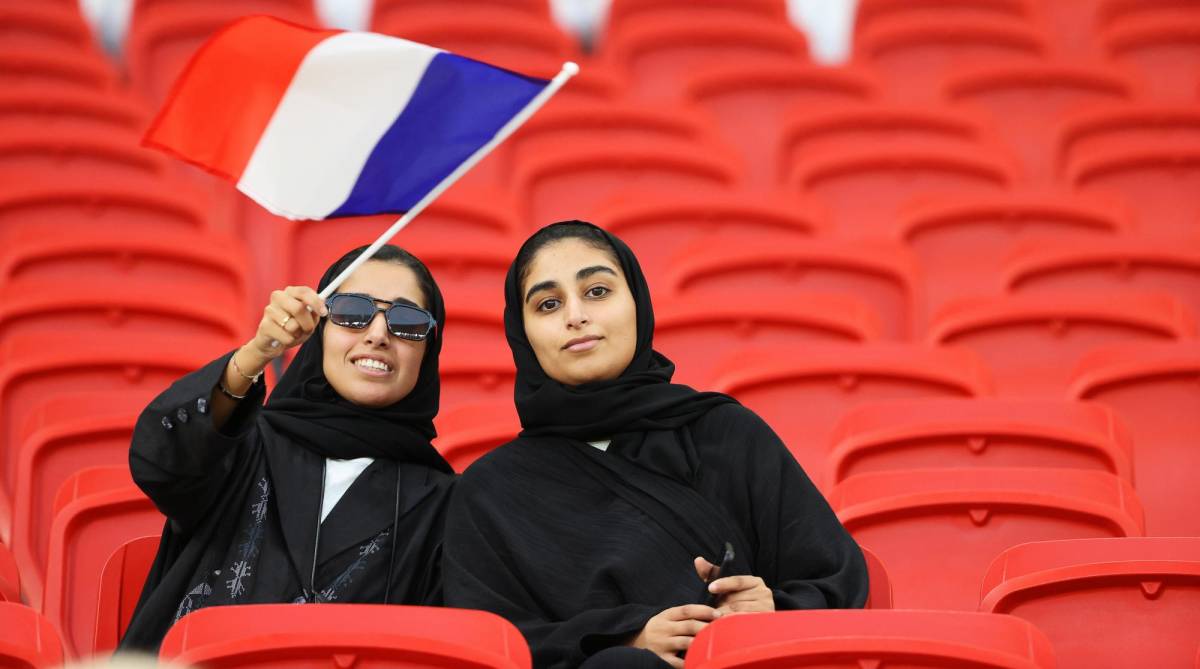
[142,16,339,181]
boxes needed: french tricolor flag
[144,16,558,221]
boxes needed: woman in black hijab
[443,222,868,669]
[121,244,455,651]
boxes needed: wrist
[233,345,268,381]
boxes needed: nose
[362,310,390,347]
[564,297,589,330]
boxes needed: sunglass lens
[387,305,431,339]
[328,295,375,328]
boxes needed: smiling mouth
[352,357,393,374]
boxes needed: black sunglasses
[324,293,437,341]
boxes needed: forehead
[336,260,425,308]
[525,238,621,285]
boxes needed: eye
[536,297,561,312]
[586,285,610,298]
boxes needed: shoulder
[692,402,775,438]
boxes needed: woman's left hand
[694,557,775,615]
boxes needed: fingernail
[708,583,717,593]
[270,340,280,348]
[712,610,722,618]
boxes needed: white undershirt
[320,457,374,522]
[588,439,612,452]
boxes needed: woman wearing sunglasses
[121,244,454,650]
[442,222,868,669]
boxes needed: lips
[562,335,602,352]
[351,355,393,375]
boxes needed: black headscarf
[260,247,453,473]
[504,221,735,442]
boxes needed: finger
[287,285,328,317]
[664,635,696,652]
[708,575,765,595]
[277,290,318,333]
[660,653,684,669]
[667,605,720,622]
[724,599,774,614]
[259,314,306,351]
[666,619,708,638]
[719,585,773,604]
[694,556,715,581]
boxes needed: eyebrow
[391,296,420,308]
[524,265,618,304]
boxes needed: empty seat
[512,140,740,228]
[828,398,1134,486]
[655,292,884,388]
[708,343,991,486]
[1068,142,1200,240]
[159,603,531,668]
[0,5,98,53]
[830,467,1144,610]
[681,63,880,188]
[981,538,1200,669]
[1004,237,1200,322]
[0,334,224,543]
[602,15,809,101]
[605,0,788,38]
[0,88,148,134]
[1068,341,1200,536]
[126,2,318,104]
[0,48,117,93]
[666,237,922,340]
[0,126,167,181]
[788,145,1016,241]
[685,610,1055,669]
[855,0,1038,36]
[945,64,1137,183]
[854,17,1048,102]
[372,0,551,26]
[928,292,1195,397]
[1097,0,1200,31]
[375,10,577,74]
[0,602,66,669]
[861,545,892,609]
[0,543,18,603]
[1102,16,1200,102]
[41,466,164,655]
[496,55,628,105]
[778,103,990,184]
[896,193,1130,320]
[433,402,520,473]
[94,535,159,654]
[595,192,824,287]
[0,177,214,238]
[439,344,517,415]
[1056,104,1200,177]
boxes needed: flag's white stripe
[237,32,441,220]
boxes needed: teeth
[354,358,391,372]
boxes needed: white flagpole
[318,60,580,300]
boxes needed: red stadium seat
[0,543,18,603]
[1068,142,1200,240]
[0,48,117,93]
[1102,16,1200,103]
[375,10,577,74]
[41,466,164,656]
[1068,342,1200,536]
[778,103,990,185]
[708,343,991,486]
[981,538,1200,669]
[927,292,1195,397]
[788,145,1016,241]
[861,545,893,609]
[1097,0,1200,30]
[684,610,1055,669]
[945,64,1137,183]
[601,15,809,101]
[0,88,148,134]
[372,0,551,26]
[512,140,740,229]
[681,63,880,188]
[1056,104,1200,178]
[439,344,516,415]
[0,602,66,669]
[855,0,1038,36]
[8,395,141,611]
[498,56,629,105]
[896,193,1130,320]
[830,467,1145,610]
[0,177,214,239]
[595,192,824,288]
[94,535,159,654]
[0,5,98,53]
[126,3,318,104]
[0,126,168,183]
[159,603,532,668]
[1004,237,1200,322]
[0,226,250,301]
[666,237,922,340]
[655,292,884,388]
[605,0,788,38]
[0,334,224,544]
[828,398,1135,486]
[854,17,1048,102]
[433,402,520,473]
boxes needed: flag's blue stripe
[328,53,548,218]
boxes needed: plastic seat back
[94,535,159,654]
[1102,16,1200,102]
[433,402,520,473]
[1056,104,1200,178]
[0,602,66,669]
[1068,143,1200,241]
